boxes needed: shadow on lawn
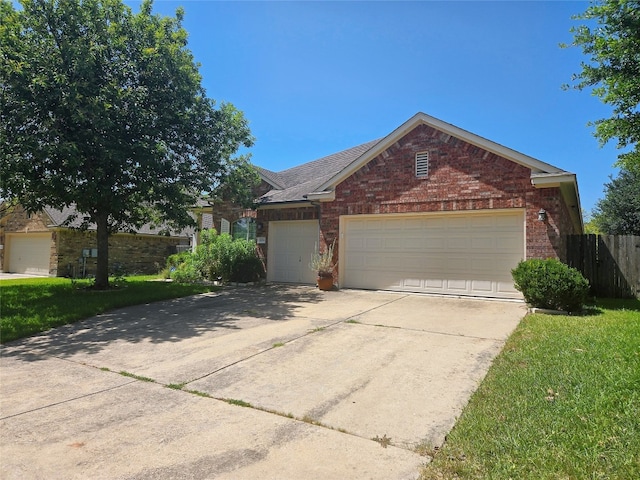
[597,298,640,311]
[1,284,324,361]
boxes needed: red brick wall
[324,124,575,260]
[258,123,577,273]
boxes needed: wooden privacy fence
[566,234,640,299]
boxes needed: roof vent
[415,152,429,178]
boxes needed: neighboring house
[0,204,192,277]
[254,112,582,299]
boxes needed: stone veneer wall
[2,206,191,276]
[56,230,189,277]
[0,206,57,274]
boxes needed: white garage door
[267,220,319,284]
[7,233,52,275]
[341,211,524,298]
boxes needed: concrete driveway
[0,285,525,479]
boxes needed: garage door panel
[267,221,318,284]
[342,211,524,299]
[7,233,51,275]
[471,279,494,292]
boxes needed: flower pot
[317,276,333,291]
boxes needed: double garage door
[267,211,524,299]
[341,211,524,298]
[5,233,52,276]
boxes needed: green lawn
[0,276,217,343]
[421,298,640,479]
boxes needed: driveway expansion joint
[0,380,136,421]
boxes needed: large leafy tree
[565,0,640,171]
[591,168,640,235]
[1,0,256,288]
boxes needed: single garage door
[267,220,319,284]
[6,233,52,275]
[341,210,524,298]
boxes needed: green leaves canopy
[1,0,254,230]
[566,0,640,171]
[591,168,640,235]
[0,0,255,287]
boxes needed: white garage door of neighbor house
[7,233,52,275]
[267,220,319,284]
[341,211,525,299]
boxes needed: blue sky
[132,0,621,215]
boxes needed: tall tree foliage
[591,168,640,235]
[0,0,256,288]
[565,0,640,171]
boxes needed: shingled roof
[42,205,193,237]
[257,139,381,204]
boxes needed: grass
[421,298,640,480]
[119,371,155,383]
[0,276,218,343]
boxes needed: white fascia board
[531,173,577,188]
[304,191,335,202]
[318,112,563,191]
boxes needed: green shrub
[228,240,265,283]
[164,251,193,280]
[172,229,264,284]
[193,231,234,281]
[511,258,589,313]
[170,257,201,283]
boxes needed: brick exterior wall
[1,206,189,277]
[256,206,320,265]
[257,123,579,277]
[56,229,188,277]
[0,205,56,274]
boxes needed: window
[232,217,257,241]
[220,218,230,235]
[415,151,429,178]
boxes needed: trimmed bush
[511,258,589,313]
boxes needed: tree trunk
[94,212,110,289]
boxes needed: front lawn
[421,298,640,479]
[0,276,217,343]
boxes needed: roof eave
[256,200,313,210]
[304,191,335,202]
[532,173,583,233]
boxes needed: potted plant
[309,240,337,291]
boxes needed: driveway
[0,286,525,479]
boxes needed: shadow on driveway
[2,285,324,362]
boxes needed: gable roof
[317,112,567,192]
[255,113,581,231]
